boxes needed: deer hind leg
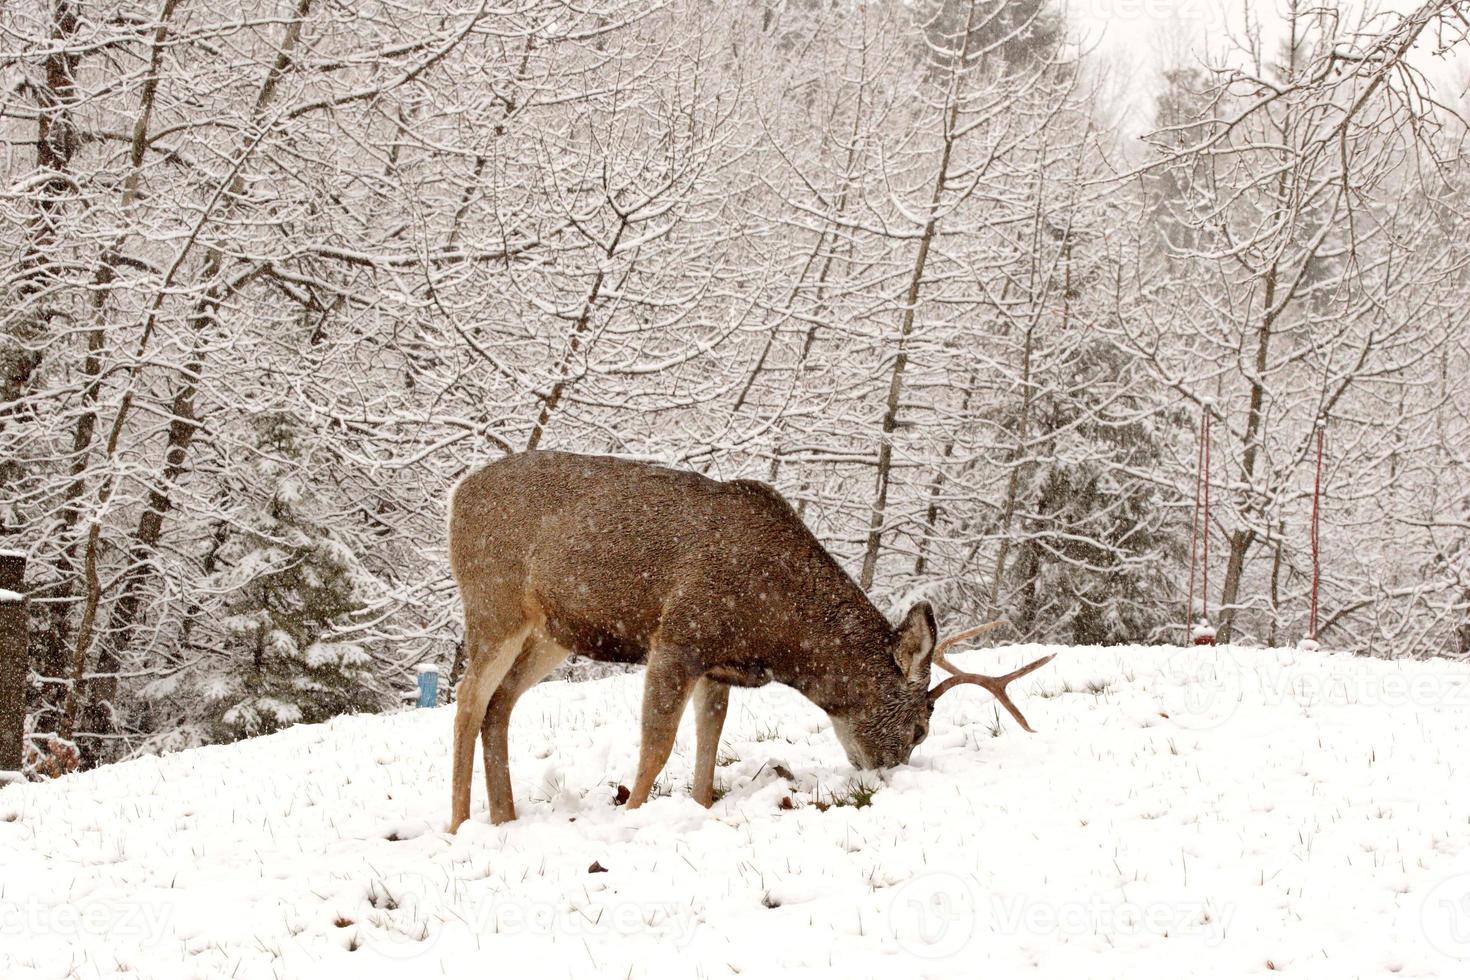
[625,652,698,810]
[450,617,532,833]
[481,631,571,825]
[690,677,729,808]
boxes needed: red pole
[1189,403,1217,647]
[1202,408,1211,624]
[1186,409,1204,643]
[1309,425,1323,642]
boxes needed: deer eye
[913,722,928,745]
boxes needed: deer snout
[829,715,870,769]
[867,745,915,770]
[830,715,913,769]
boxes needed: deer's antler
[932,620,1008,660]
[927,620,1054,733]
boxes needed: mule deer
[448,450,1053,831]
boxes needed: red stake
[1186,409,1204,643]
[1309,425,1324,642]
[1202,408,1211,624]
[1186,402,1216,646]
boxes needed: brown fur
[447,450,938,831]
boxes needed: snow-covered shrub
[201,413,386,741]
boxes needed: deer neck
[772,607,892,717]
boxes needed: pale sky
[1063,0,1470,136]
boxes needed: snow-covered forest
[1,0,1468,770]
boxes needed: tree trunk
[0,0,82,525]
[1267,521,1284,647]
[0,553,27,777]
[1215,265,1276,642]
[80,331,209,762]
[859,3,977,591]
[524,217,628,451]
[60,0,315,757]
[36,0,182,736]
[914,370,976,577]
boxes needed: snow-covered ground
[4,644,1470,979]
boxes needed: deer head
[828,607,1054,769]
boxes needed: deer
[447,450,1054,831]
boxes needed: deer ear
[894,601,937,682]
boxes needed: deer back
[448,451,891,682]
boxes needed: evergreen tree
[204,412,384,740]
[1003,336,1188,646]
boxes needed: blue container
[416,665,440,708]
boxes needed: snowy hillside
[4,644,1470,979]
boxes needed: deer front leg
[691,677,729,808]
[626,654,698,810]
